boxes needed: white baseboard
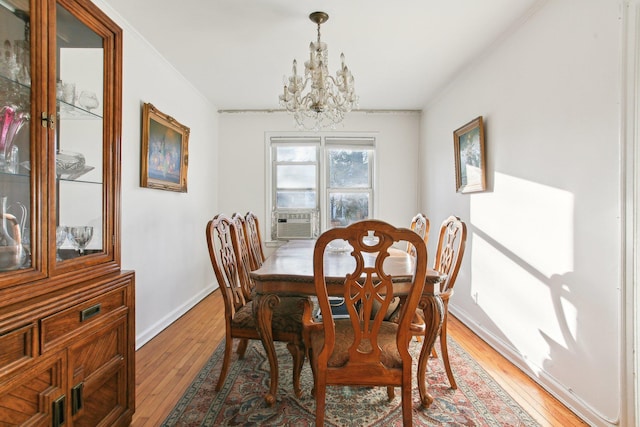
[135,285,218,350]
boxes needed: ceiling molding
[217,109,421,114]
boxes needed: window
[326,139,373,228]
[273,140,319,210]
[267,134,376,240]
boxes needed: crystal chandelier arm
[278,11,357,130]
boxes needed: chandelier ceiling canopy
[279,11,357,131]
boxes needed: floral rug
[162,337,540,426]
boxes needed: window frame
[271,137,321,212]
[325,138,375,230]
[265,133,377,243]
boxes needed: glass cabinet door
[54,2,104,264]
[0,1,33,274]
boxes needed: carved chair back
[206,214,247,320]
[433,215,467,294]
[244,211,266,270]
[231,213,256,300]
[407,213,430,258]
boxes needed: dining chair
[407,212,430,257]
[424,215,467,389]
[302,219,428,426]
[206,214,306,396]
[244,211,266,270]
[369,213,430,324]
[231,213,256,301]
[405,213,430,342]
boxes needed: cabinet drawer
[41,288,127,352]
[0,323,36,377]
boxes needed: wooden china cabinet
[0,0,134,426]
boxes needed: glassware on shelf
[61,81,76,105]
[0,196,25,270]
[55,150,94,180]
[67,225,93,255]
[77,90,99,112]
[0,38,30,85]
[7,145,18,173]
[56,150,85,172]
[13,39,29,85]
[21,150,95,180]
[8,201,26,239]
[56,225,68,261]
[0,105,29,173]
[0,77,30,113]
[8,200,30,268]
[0,40,19,80]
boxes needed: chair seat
[232,297,307,334]
[309,320,403,368]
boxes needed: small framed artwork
[453,116,486,193]
[141,103,190,192]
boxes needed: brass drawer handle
[52,394,65,427]
[72,382,84,414]
[80,304,101,321]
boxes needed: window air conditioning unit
[272,210,318,240]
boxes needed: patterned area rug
[162,338,540,426]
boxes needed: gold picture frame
[453,116,486,193]
[141,103,190,192]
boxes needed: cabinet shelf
[19,162,101,183]
[0,170,29,180]
[58,174,101,185]
[57,99,102,120]
[0,73,30,94]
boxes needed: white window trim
[264,131,378,244]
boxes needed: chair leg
[315,379,326,427]
[440,311,457,389]
[386,386,395,401]
[236,338,249,358]
[401,382,413,426]
[287,341,304,398]
[216,336,233,391]
[308,350,317,397]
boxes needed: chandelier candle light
[279,11,357,131]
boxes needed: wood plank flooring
[131,290,588,426]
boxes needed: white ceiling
[103,0,542,111]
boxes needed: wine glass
[77,90,99,112]
[56,226,68,261]
[67,226,93,255]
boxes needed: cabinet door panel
[0,351,65,425]
[69,314,127,426]
[53,1,105,269]
[0,0,40,287]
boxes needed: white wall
[217,110,421,254]
[627,2,640,425]
[95,1,219,349]
[420,1,622,425]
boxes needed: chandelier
[279,11,357,131]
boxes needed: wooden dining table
[250,239,446,408]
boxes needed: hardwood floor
[131,290,588,426]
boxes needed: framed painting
[453,116,486,193]
[141,103,190,192]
